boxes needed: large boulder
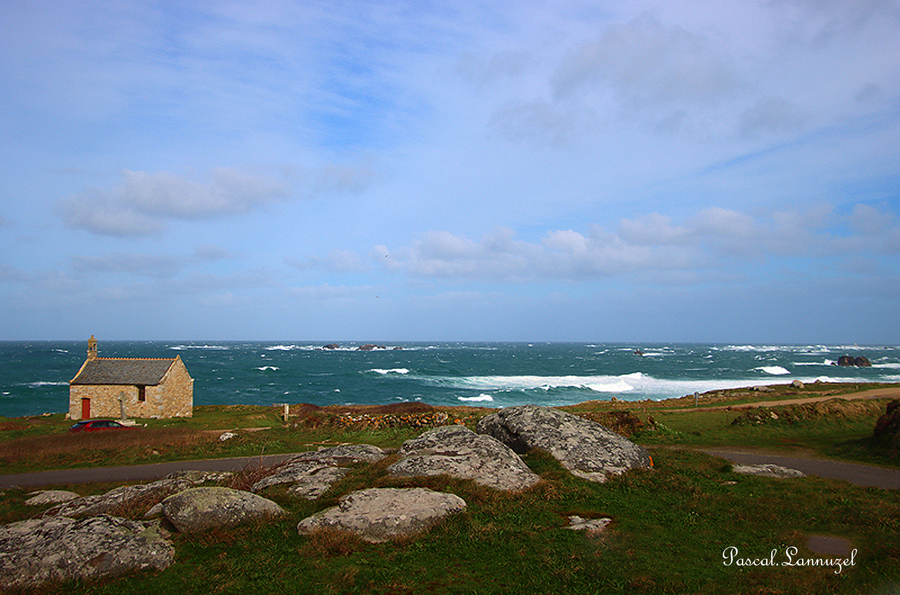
[161,487,286,533]
[0,514,173,590]
[43,476,197,518]
[388,425,540,491]
[287,443,387,466]
[476,404,652,483]
[25,490,81,506]
[297,487,466,543]
[252,460,351,498]
[251,444,386,498]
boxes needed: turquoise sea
[2,341,899,419]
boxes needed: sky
[1,0,899,343]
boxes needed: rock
[566,515,612,534]
[44,477,196,518]
[161,487,286,533]
[791,379,804,389]
[252,460,349,496]
[219,431,237,441]
[287,467,352,500]
[0,514,173,590]
[251,444,386,498]
[357,344,386,351]
[388,425,540,492]
[25,490,81,506]
[732,464,806,478]
[297,487,466,543]
[323,343,340,350]
[165,469,234,484]
[289,443,388,465]
[476,404,652,483]
[837,355,871,367]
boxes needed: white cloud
[551,14,741,106]
[59,161,376,236]
[380,203,898,283]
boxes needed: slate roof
[70,358,177,386]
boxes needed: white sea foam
[757,366,790,375]
[458,394,494,402]
[25,381,68,387]
[370,368,410,375]
[585,379,636,392]
[171,344,230,350]
[435,373,645,393]
[265,344,313,351]
[257,366,279,372]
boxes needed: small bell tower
[87,335,98,360]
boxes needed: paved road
[3,448,898,490]
[699,449,900,489]
[0,453,300,489]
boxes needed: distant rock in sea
[836,355,872,367]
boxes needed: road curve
[699,449,900,490]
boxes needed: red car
[69,419,136,432]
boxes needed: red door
[81,398,91,419]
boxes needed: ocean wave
[370,368,410,375]
[23,381,69,387]
[257,366,279,372]
[458,394,494,402]
[171,344,230,350]
[756,366,790,375]
[431,373,645,393]
[265,344,316,351]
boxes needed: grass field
[1,383,898,594]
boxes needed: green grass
[631,397,899,468]
[2,385,899,594]
[13,448,898,595]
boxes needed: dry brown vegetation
[0,427,216,471]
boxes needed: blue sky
[1,0,899,343]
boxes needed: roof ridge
[95,357,176,360]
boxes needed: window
[137,385,146,402]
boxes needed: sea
[2,341,899,419]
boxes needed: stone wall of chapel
[68,358,193,420]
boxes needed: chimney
[87,335,98,360]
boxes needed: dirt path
[0,453,301,489]
[665,386,900,413]
[697,448,900,489]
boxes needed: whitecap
[757,366,790,375]
[171,344,229,350]
[585,379,635,393]
[458,394,494,402]
[370,368,410,375]
[257,366,279,372]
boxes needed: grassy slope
[1,383,899,595]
